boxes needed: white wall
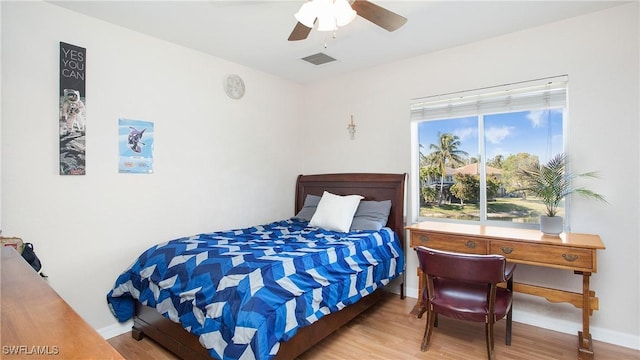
[301,3,639,349]
[1,1,304,335]
[2,0,638,352]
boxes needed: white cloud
[454,127,475,141]
[527,109,561,128]
[527,110,546,127]
[485,126,513,144]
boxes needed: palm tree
[488,154,504,168]
[426,133,468,204]
[518,153,606,217]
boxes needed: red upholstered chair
[415,246,516,360]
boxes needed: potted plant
[518,153,606,236]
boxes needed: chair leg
[506,306,513,346]
[506,275,514,346]
[485,322,495,360]
[421,310,436,351]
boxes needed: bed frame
[131,173,407,360]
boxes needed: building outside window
[410,76,567,227]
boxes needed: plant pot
[540,215,563,236]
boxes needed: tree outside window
[412,77,567,226]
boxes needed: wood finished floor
[108,292,639,360]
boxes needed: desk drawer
[410,231,488,254]
[490,240,594,271]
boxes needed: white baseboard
[98,320,133,340]
[514,309,640,351]
[405,286,640,351]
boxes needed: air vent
[301,52,337,66]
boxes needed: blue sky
[418,109,563,164]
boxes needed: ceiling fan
[288,0,407,41]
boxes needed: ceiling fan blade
[351,0,407,32]
[288,22,312,41]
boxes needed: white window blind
[411,75,568,121]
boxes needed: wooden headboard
[295,173,406,245]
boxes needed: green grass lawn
[420,197,564,223]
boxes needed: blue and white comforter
[107,218,404,360]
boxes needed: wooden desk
[407,221,605,360]
[1,247,124,359]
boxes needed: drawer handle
[500,247,514,254]
[466,241,476,249]
[562,253,579,262]
[420,235,429,243]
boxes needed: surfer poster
[59,42,87,175]
[118,118,154,174]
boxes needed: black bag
[21,242,43,274]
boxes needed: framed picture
[59,42,87,175]
[118,118,154,174]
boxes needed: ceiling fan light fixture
[294,0,357,32]
[315,0,336,31]
[294,1,318,28]
[317,16,338,32]
[334,0,357,27]
[288,0,407,42]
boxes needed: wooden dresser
[1,246,124,359]
[407,221,605,360]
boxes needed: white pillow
[309,191,364,232]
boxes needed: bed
[107,173,406,360]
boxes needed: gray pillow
[350,200,392,231]
[296,195,392,231]
[295,194,321,221]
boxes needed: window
[410,76,567,227]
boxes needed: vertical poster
[119,119,154,174]
[59,42,87,175]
